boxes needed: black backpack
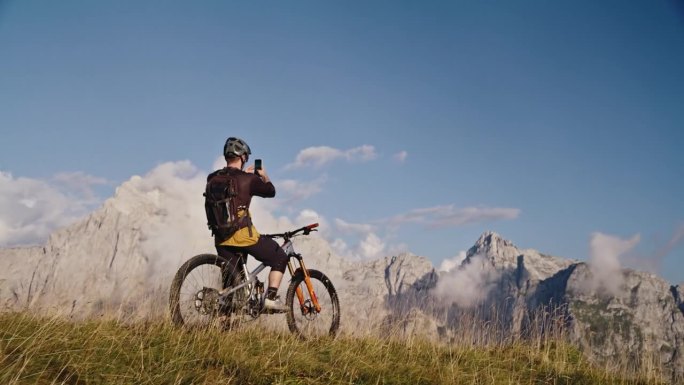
[204,169,244,241]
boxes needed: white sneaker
[263,297,288,313]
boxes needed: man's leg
[244,236,288,287]
[244,236,289,310]
[215,245,244,287]
[268,270,284,290]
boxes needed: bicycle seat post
[236,251,251,293]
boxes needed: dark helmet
[223,137,252,159]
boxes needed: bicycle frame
[216,226,322,314]
[217,261,267,300]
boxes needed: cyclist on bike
[211,137,289,312]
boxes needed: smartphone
[254,159,262,173]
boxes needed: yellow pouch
[220,225,260,247]
[219,208,260,247]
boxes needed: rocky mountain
[1,174,683,382]
[435,232,684,383]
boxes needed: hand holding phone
[254,159,262,174]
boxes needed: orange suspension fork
[287,258,321,313]
[300,259,321,313]
[287,260,306,311]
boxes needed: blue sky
[1,1,683,283]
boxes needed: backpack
[204,169,247,241]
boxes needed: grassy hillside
[0,313,661,385]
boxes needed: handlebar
[263,223,319,240]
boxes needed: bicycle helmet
[223,137,252,160]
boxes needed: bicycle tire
[169,253,245,329]
[285,269,340,338]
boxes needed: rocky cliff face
[538,263,684,382]
[1,180,683,381]
[0,203,169,317]
[453,232,684,382]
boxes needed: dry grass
[0,311,664,385]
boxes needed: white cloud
[0,170,106,247]
[286,145,377,169]
[574,226,683,279]
[438,250,467,272]
[358,233,386,260]
[289,146,342,168]
[329,232,388,261]
[117,161,210,277]
[334,218,375,235]
[330,238,350,257]
[295,209,323,226]
[275,176,327,204]
[393,151,408,163]
[345,145,377,162]
[387,205,521,228]
[588,232,640,295]
[329,218,396,260]
[52,171,109,201]
[212,156,226,171]
[434,254,501,308]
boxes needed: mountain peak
[469,231,519,260]
[475,231,516,249]
[466,232,575,282]
[463,231,522,272]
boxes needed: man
[209,137,289,311]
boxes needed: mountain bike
[169,223,340,338]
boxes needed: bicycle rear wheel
[169,254,246,329]
[285,269,340,338]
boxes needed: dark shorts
[216,235,288,274]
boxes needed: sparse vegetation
[0,312,664,385]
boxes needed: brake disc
[302,299,318,321]
[194,287,220,315]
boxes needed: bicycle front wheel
[285,269,340,338]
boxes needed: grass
[0,312,663,385]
